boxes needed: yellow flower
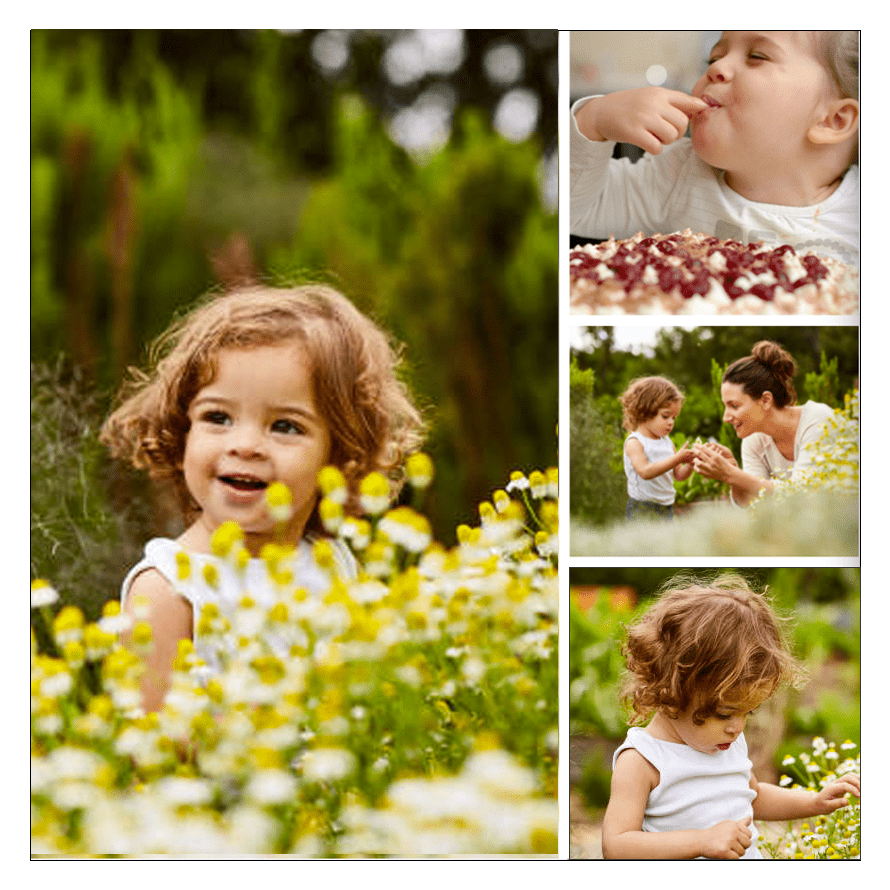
[359,471,391,515]
[265,481,293,523]
[31,579,59,608]
[405,452,434,489]
[175,550,191,580]
[319,497,344,533]
[210,521,243,558]
[318,465,347,503]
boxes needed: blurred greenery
[30,28,557,594]
[569,567,860,809]
[570,326,859,526]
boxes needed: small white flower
[30,581,59,608]
[244,768,298,806]
[301,748,356,783]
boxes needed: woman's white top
[613,727,761,860]
[624,432,676,505]
[120,536,357,675]
[740,400,835,484]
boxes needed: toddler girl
[572,32,859,266]
[619,376,694,521]
[602,574,860,859]
[101,284,425,710]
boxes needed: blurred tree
[31,28,558,546]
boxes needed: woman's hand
[691,442,738,482]
[574,87,708,155]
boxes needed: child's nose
[227,424,265,455]
[726,715,745,734]
[707,57,731,83]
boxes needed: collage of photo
[28,30,860,863]
[567,30,860,861]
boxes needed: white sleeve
[791,404,835,478]
[570,96,690,240]
[740,435,772,482]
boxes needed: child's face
[182,340,331,552]
[668,699,762,756]
[690,32,835,178]
[721,382,766,439]
[639,401,680,439]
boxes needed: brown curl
[619,376,684,432]
[619,573,802,726]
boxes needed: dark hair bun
[751,341,797,384]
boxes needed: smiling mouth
[219,474,268,491]
[703,95,722,109]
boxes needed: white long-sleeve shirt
[570,96,859,267]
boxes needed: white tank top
[624,432,677,505]
[613,727,762,859]
[120,536,357,677]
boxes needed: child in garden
[571,32,859,266]
[619,376,694,520]
[602,573,861,859]
[101,284,425,710]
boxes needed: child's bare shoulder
[613,745,660,791]
[125,568,191,623]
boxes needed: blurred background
[570,324,859,529]
[570,31,719,100]
[569,565,860,858]
[30,29,558,617]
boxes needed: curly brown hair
[723,340,798,409]
[620,573,801,726]
[101,284,426,532]
[619,376,684,432]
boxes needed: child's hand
[676,441,696,463]
[575,87,709,155]
[813,773,860,814]
[702,817,753,859]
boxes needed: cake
[569,229,859,315]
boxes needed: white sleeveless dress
[120,536,357,676]
[613,727,762,859]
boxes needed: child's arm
[750,770,860,822]
[122,569,193,712]
[574,87,708,156]
[672,442,695,482]
[626,438,692,482]
[603,749,754,860]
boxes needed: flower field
[31,462,558,857]
[760,737,860,859]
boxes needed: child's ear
[808,98,859,145]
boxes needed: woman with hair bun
[692,341,836,506]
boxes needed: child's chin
[690,129,722,168]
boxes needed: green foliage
[569,358,626,527]
[568,596,634,738]
[30,361,156,623]
[804,350,843,408]
[272,104,558,540]
[32,35,557,545]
